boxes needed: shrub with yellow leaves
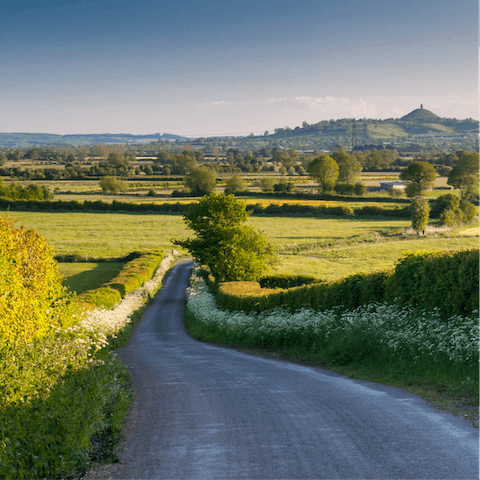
[0,216,80,340]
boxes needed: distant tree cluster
[155,150,203,175]
[0,179,53,201]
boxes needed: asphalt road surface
[111,260,478,479]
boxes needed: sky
[1,0,478,137]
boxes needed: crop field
[5,210,478,281]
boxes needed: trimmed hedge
[386,249,479,318]
[215,250,479,319]
[77,287,122,309]
[259,274,321,289]
[77,251,164,308]
[0,197,412,218]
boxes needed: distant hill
[0,132,187,148]
[400,106,439,122]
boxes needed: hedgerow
[77,251,164,308]
[186,270,479,373]
[259,274,320,289]
[0,197,413,218]
[215,250,478,319]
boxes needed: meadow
[6,210,478,283]
[60,262,125,294]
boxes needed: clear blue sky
[1,0,478,137]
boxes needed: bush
[431,193,460,218]
[273,179,295,193]
[77,252,164,307]
[259,274,320,289]
[77,286,123,309]
[460,200,477,223]
[439,207,461,227]
[99,176,127,193]
[334,183,356,196]
[354,182,368,196]
[105,252,164,296]
[0,216,80,340]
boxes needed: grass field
[59,262,124,294]
[5,210,478,281]
[278,236,479,280]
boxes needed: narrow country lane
[102,260,478,479]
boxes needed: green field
[5,210,478,281]
[59,262,124,294]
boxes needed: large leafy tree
[400,161,436,197]
[332,150,362,183]
[224,175,247,195]
[175,193,276,282]
[184,166,217,196]
[307,155,339,192]
[447,151,479,200]
[99,176,127,193]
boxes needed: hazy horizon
[2,0,478,137]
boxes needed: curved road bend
[112,260,478,479]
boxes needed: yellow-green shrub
[0,216,79,340]
[77,287,122,309]
[105,252,163,296]
[76,251,164,308]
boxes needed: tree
[170,153,197,175]
[155,151,173,165]
[184,166,216,196]
[99,176,127,193]
[447,151,479,201]
[273,179,295,193]
[411,196,430,233]
[107,152,130,169]
[307,155,339,192]
[174,193,276,282]
[331,150,362,183]
[432,193,477,226]
[400,161,436,197]
[431,193,460,218]
[259,177,274,192]
[224,175,247,195]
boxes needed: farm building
[379,181,407,192]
